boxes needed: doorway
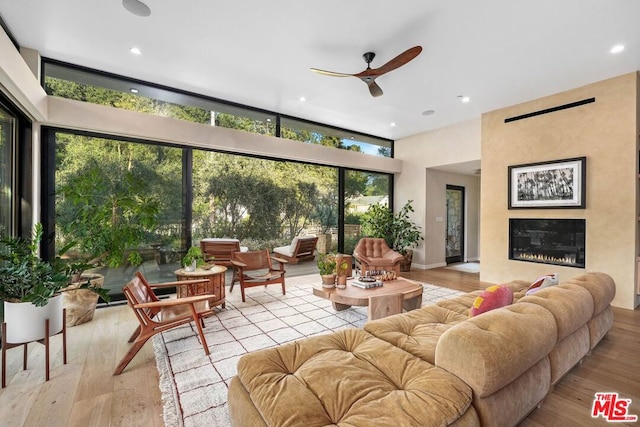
[445,185,465,264]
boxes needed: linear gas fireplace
[509,218,585,268]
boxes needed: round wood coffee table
[312,277,423,318]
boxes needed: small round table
[174,265,227,308]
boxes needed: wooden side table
[174,266,227,308]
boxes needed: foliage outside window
[43,62,392,157]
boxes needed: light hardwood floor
[0,267,638,426]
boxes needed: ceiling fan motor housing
[363,52,376,65]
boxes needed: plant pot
[3,295,64,343]
[62,273,104,326]
[317,233,332,254]
[336,275,347,289]
[400,249,413,272]
[321,273,336,288]
[184,260,197,272]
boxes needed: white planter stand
[1,296,67,388]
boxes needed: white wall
[395,119,482,268]
[46,97,403,174]
[424,169,480,267]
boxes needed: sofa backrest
[563,272,616,317]
[519,284,594,341]
[435,302,557,398]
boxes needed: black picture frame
[508,157,586,209]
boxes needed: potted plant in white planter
[0,224,108,343]
[182,246,206,272]
[361,200,424,271]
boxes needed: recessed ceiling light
[422,110,436,116]
[299,96,306,102]
[130,88,139,93]
[122,0,151,17]
[390,122,397,127]
[130,46,142,55]
[610,44,625,54]
[461,96,471,103]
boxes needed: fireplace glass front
[509,218,585,268]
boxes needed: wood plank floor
[0,267,638,426]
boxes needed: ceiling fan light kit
[311,45,422,97]
[122,0,151,17]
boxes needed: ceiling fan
[311,45,422,97]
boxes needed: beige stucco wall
[481,72,639,309]
[395,119,481,268]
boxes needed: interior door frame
[445,184,465,264]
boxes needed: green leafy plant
[317,253,337,275]
[360,200,424,255]
[0,224,109,307]
[182,246,206,268]
[56,166,160,275]
[313,194,338,233]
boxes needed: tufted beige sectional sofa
[228,272,615,427]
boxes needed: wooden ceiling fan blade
[373,45,422,76]
[310,68,354,77]
[367,81,383,97]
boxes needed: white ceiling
[1,0,639,141]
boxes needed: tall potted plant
[0,224,108,342]
[360,200,424,271]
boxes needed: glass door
[446,185,465,264]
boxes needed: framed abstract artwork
[508,157,586,209]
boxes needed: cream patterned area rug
[445,262,481,274]
[153,274,463,427]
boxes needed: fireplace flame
[515,253,577,265]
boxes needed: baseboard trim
[466,257,480,262]
[425,262,447,270]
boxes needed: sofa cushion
[564,272,616,316]
[436,291,483,315]
[272,245,293,257]
[519,283,593,341]
[470,285,513,317]
[364,305,468,364]
[235,328,473,426]
[436,302,557,397]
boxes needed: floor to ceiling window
[52,131,185,296]
[47,128,390,300]
[343,170,391,255]
[42,63,393,300]
[0,101,16,235]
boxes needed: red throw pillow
[470,285,514,317]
